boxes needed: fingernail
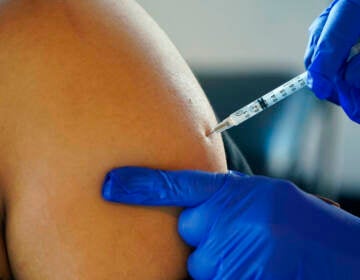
[102,174,115,201]
[102,171,131,202]
[101,167,154,204]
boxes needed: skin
[0,0,227,279]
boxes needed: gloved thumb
[102,167,234,207]
[345,54,360,88]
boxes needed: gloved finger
[308,0,360,98]
[213,226,271,280]
[187,241,220,280]
[178,206,214,247]
[177,180,235,246]
[177,170,254,246]
[336,76,360,122]
[304,2,335,68]
[102,166,243,207]
[345,54,360,88]
[187,222,270,280]
[325,89,341,105]
[306,70,335,99]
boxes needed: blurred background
[137,0,360,215]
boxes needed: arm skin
[0,0,227,278]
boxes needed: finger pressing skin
[102,166,230,207]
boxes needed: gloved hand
[305,0,360,122]
[102,167,360,280]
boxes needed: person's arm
[0,0,227,278]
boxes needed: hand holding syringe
[209,42,360,135]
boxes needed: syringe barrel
[262,72,307,107]
[229,72,307,126]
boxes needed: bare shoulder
[0,0,226,279]
[0,0,225,162]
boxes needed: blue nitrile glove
[102,167,360,280]
[304,0,360,122]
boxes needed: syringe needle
[207,130,215,137]
[207,118,234,136]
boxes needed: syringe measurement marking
[231,73,307,125]
[257,98,268,110]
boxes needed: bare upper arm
[0,0,227,279]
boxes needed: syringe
[209,42,360,135]
[208,72,307,135]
